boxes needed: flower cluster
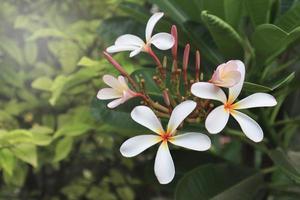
[97,12,277,184]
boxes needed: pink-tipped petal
[97,88,122,100]
[228,60,245,103]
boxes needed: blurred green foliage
[1,0,300,199]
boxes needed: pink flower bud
[210,60,242,88]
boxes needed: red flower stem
[103,52,139,90]
[195,50,200,82]
[148,48,165,79]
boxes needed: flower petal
[170,132,211,151]
[234,93,277,109]
[228,60,245,104]
[131,106,164,134]
[231,110,263,142]
[107,98,125,109]
[129,48,142,57]
[97,88,122,100]
[117,76,128,87]
[145,12,164,41]
[106,45,139,54]
[167,100,197,134]
[205,105,229,134]
[120,135,161,157]
[154,142,175,184]
[191,82,227,103]
[115,34,145,47]
[150,33,174,50]
[103,75,122,90]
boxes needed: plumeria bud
[97,75,137,109]
[209,60,242,88]
[183,44,190,87]
[195,50,200,82]
[171,25,178,60]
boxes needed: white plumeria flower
[191,60,277,142]
[210,60,242,88]
[120,100,211,184]
[97,75,137,109]
[106,12,174,57]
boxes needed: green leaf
[224,0,244,29]
[91,98,145,134]
[276,2,300,32]
[77,56,102,67]
[24,41,37,65]
[53,137,74,162]
[10,143,37,167]
[268,148,300,183]
[243,82,272,92]
[271,72,295,90]
[54,123,92,139]
[175,163,264,200]
[31,76,53,91]
[252,24,300,64]
[201,11,244,59]
[0,149,15,176]
[28,28,67,41]
[245,0,272,27]
[0,36,24,65]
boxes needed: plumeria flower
[191,60,277,142]
[120,101,211,184]
[97,74,137,109]
[209,60,242,88]
[106,12,174,57]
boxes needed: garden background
[0,0,300,199]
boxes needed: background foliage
[0,0,300,199]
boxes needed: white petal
[205,105,229,134]
[131,106,164,134]
[107,98,125,109]
[117,76,128,87]
[228,60,245,104]
[154,142,175,184]
[120,135,161,157]
[150,33,174,50]
[170,132,211,151]
[106,45,139,53]
[231,110,263,142]
[97,88,122,100]
[115,34,145,47]
[167,100,196,134]
[103,75,122,90]
[234,93,277,109]
[191,82,227,103]
[129,48,142,57]
[145,12,164,41]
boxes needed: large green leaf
[175,163,264,200]
[53,137,74,162]
[201,11,244,59]
[252,24,300,64]
[10,143,37,167]
[245,0,272,27]
[276,2,300,32]
[224,0,244,29]
[268,148,300,183]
